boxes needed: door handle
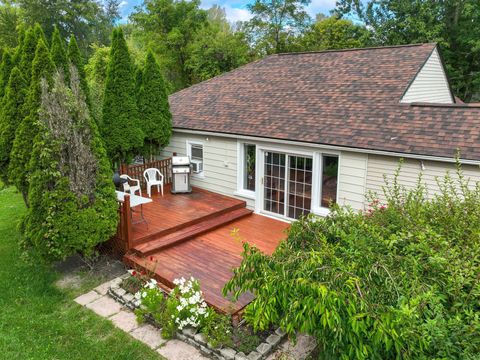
[261,177,264,185]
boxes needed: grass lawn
[0,186,162,359]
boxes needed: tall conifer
[101,28,143,165]
[51,26,69,83]
[19,27,37,81]
[0,50,13,100]
[23,68,118,261]
[138,50,172,161]
[68,36,88,99]
[9,39,55,204]
[0,67,28,183]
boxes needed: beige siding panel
[337,152,368,211]
[401,48,453,104]
[161,132,239,200]
[366,155,480,202]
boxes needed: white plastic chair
[120,174,142,196]
[143,168,164,197]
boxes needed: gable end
[401,46,454,104]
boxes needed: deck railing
[119,158,172,189]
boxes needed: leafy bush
[201,311,233,348]
[224,162,480,359]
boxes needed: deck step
[133,207,253,256]
[133,200,246,246]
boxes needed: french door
[263,151,313,219]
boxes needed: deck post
[123,194,133,251]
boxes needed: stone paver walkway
[74,279,209,359]
[75,278,314,360]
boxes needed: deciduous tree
[246,0,312,54]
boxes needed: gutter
[173,128,480,166]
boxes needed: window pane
[191,144,203,160]
[321,155,338,208]
[244,144,256,191]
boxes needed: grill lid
[172,156,190,166]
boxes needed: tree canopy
[335,0,480,101]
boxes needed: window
[320,155,338,208]
[187,141,204,176]
[243,144,256,191]
[190,144,203,161]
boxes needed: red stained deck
[121,185,289,315]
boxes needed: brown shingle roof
[169,43,480,161]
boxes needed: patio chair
[144,168,164,197]
[120,174,142,196]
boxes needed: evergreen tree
[23,68,118,261]
[50,26,69,83]
[33,23,47,46]
[68,35,88,100]
[134,64,143,106]
[138,50,172,161]
[19,27,37,81]
[9,39,55,204]
[0,67,27,184]
[0,49,13,99]
[101,28,144,165]
[12,27,25,65]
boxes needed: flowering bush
[134,275,210,339]
[170,277,210,330]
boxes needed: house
[161,43,480,221]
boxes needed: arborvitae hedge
[0,67,28,184]
[0,50,13,100]
[9,39,55,204]
[23,68,118,261]
[19,27,38,81]
[68,36,88,101]
[138,50,172,161]
[101,28,144,165]
[51,26,69,83]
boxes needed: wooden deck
[121,185,289,315]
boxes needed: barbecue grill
[171,156,192,193]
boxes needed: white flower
[176,305,183,312]
[142,292,147,298]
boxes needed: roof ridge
[275,43,436,56]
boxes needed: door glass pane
[243,144,256,191]
[287,155,313,219]
[264,152,286,215]
[321,155,338,208]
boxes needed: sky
[118,0,338,23]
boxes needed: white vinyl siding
[401,47,454,104]
[366,155,480,202]
[337,152,368,211]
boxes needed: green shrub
[22,68,117,261]
[224,161,480,359]
[201,311,234,348]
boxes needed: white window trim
[311,151,341,216]
[236,142,256,199]
[186,140,205,178]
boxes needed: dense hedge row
[225,163,480,359]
